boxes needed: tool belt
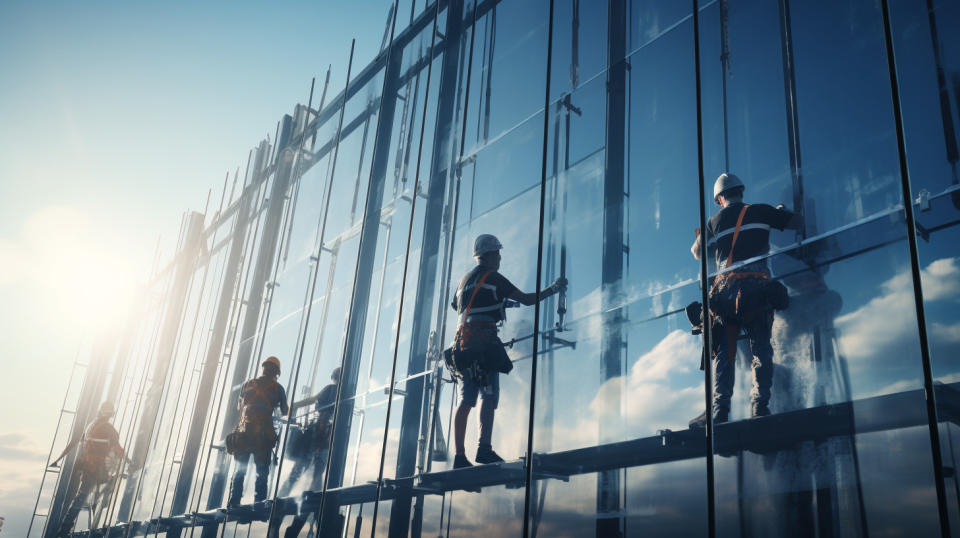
[443,272,514,383]
[286,419,333,460]
[226,417,277,456]
[708,204,789,326]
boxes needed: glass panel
[550,0,607,101]
[462,0,549,147]
[269,49,385,537]
[376,0,549,534]
[530,5,708,535]
[699,0,942,535]
[891,0,960,533]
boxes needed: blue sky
[0,2,391,534]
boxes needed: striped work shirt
[706,202,793,270]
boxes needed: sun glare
[25,207,146,334]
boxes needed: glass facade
[35,0,960,536]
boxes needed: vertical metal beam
[388,0,465,534]
[879,0,951,535]
[169,182,255,516]
[203,118,296,512]
[777,0,806,239]
[372,2,441,533]
[597,0,626,536]
[318,13,404,536]
[112,211,206,524]
[522,0,555,535]
[692,2,718,537]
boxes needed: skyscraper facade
[34,0,960,536]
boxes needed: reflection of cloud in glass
[932,322,960,343]
[591,329,702,434]
[836,257,959,362]
[541,329,702,450]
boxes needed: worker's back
[707,202,793,270]
[240,376,286,424]
[78,417,120,482]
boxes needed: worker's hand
[550,277,568,293]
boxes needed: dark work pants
[229,449,271,505]
[712,310,774,420]
[281,448,329,538]
[57,472,96,537]
[278,448,328,497]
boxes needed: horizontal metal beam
[75,384,957,536]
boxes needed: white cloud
[931,322,960,344]
[836,257,960,362]
[0,433,47,538]
[533,330,704,451]
[592,330,702,431]
[920,257,960,301]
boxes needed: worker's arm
[279,386,290,416]
[785,211,803,231]
[691,229,702,260]
[50,434,81,466]
[773,204,802,231]
[114,442,136,468]
[509,277,567,306]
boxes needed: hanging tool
[555,94,580,332]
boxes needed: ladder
[27,356,89,538]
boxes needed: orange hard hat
[262,356,281,373]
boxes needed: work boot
[453,454,473,469]
[752,402,770,418]
[475,446,505,465]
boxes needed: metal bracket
[915,188,931,212]
[543,333,577,350]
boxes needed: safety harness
[709,204,769,365]
[455,271,493,350]
[241,378,279,422]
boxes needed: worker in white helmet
[690,173,801,427]
[449,233,566,468]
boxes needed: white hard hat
[713,173,745,204]
[473,234,503,257]
[98,401,116,418]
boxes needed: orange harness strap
[457,271,492,348]
[718,205,752,366]
[726,204,750,269]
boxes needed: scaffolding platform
[68,384,956,537]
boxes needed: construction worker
[228,356,289,507]
[281,367,340,538]
[450,233,566,468]
[690,173,801,425]
[51,401,132,538]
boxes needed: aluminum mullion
[522,0,554,535]
[879,0,951,534]
[692,1,717,537]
